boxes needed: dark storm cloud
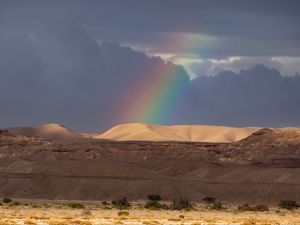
[1,0,300,58]
[184,65,300,128]
[0,20,189,131]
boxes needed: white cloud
[155,55,300,78]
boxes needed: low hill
[96,123,260,142]
[7,123,84,142]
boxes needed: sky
[0,0,300,132]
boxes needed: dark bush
[111,197,131,209]
[3,197,12,203]
[111,200,117,205]
[253,204,269,212]
[171,198,193,210]
[9,201,21,206]
[147,194,161,201]
[279,200,300,210]
[202,197,216,207]
[210,201,224,210]
[238,204,269,212]
[102,201,108,205]
[237,204,252,211]
[68,202,85,209]
[144,200,169,210]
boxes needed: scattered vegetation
[147,194,161,201]
[68,202,85,209]
[111,197,131,209]
[253,204,269,212]
[102,201,109,205]
[210,201,225,210]
[9,201,21,207]
[144,194,169,210]
[179,215,185,219]
[117,211,129,216]
[202,197,216,207]
[238,204,269,212]
[3,197,12,203]
[170,198,193,210]
[237,204,252,211]
[279,200,300,210]
[202,197,225,210]
[144,200,169,210]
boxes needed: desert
[1,123,300,203]
[1,1,300,224]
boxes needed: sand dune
[7,123,84,142]
[97,123,260,142]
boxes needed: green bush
[147,194,161,201]
[111,197,131,209]
[68,202,85,209]
[3,197,12,203]
[279,200,300,210]
[171,198,193,210]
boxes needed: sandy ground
[0,201,299,225]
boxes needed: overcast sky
[1,0,300,131]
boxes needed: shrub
[253,204,269,212]
[111,197,131,209]
[144,200,169,210]
[202,197,216,207]
[117,211,129,216]
[9,201,21,206]
[238,204,252,211]
[279,200,300,210]
[238,204,269,212]
[179,215,185,219]
[68,202,85,209]
[3,197,12,203]
[147,194,161,201]
[102,201,109,205]
[171,198,193,210]
[210,201,224,210]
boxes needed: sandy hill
[96,123,260,143]
[7,123,84,142]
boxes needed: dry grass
[0,203,299,225]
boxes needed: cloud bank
[0,23,299,131]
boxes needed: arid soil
[0,126,299,205]
[0,201,299,225]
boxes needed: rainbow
[120,59,188,124]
